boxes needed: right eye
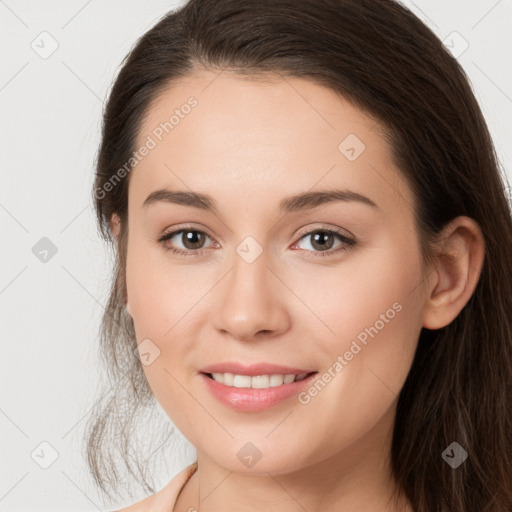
[158,227,218,256]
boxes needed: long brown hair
[85,1,512,510]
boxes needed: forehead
[129,70,410,214]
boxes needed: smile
[205,372,312,388]
[200,371,319,412]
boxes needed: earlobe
[422,216,485,330]
[110,213,121,238]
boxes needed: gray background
[1,0,511,510]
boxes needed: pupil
[312,232,334,251]
[184,230,204,249]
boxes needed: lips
[197,361,318,411]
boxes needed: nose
[212,247,290,342]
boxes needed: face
[124,70,428,475]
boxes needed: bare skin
[111,70,485,512]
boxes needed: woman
[85,0,512,511]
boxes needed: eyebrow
[142,188,379,213]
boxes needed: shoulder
[112,492,155,512]
[112,462,198,512]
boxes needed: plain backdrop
[1,1,511,510]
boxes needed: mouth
[199,369,319,412]
[201,371,317,389]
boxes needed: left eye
[293,229,355,254]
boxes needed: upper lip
[199,362,317,376]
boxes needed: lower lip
[199,372,318,412]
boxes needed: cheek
[125,238,197,332]
[287,240,423,353]
[289,280,422,465]
[125,242,207,407]
[296,242,424,401]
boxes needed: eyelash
[157,224,357,259]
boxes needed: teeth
[210,372,309,388]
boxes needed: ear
[109,213,130,310]
[422,216,485,330]
[110,213,121,238]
